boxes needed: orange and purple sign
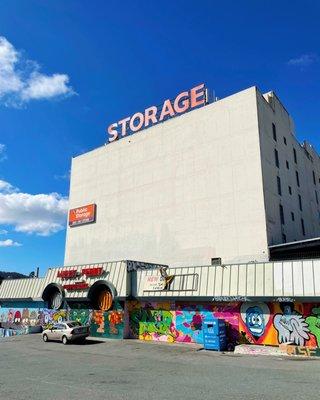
[107,83,207,143]
[68,204,96,227]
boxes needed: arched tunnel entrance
[87,280,116,311]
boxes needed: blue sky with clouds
[0,0,319,275]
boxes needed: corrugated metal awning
[0,278,45,301]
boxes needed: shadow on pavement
[71,339,105,345]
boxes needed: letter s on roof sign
[108,123,118,142]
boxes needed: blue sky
[0,0,319,275]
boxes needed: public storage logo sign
[107,83,208,143]
[69,204,96,227]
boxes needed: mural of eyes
[14,311,21,324]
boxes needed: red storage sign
[69,204,96,227]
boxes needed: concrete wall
[65,87,269,266]
[258,91,320,245]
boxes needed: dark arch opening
[87,280,116,311]
[42,283,65,309]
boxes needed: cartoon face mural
[22,308,30,325]
[14,311,21,324]
[240,303,270,342]
[244,306,266,338]
[29,311,38,326]
[69,309,91,326]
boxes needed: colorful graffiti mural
[0,306,124,339]
[0,307,67,333]
[90,310,124,339]
[127,301,176,342]
[128,301,320,348]
[69,309,92,326]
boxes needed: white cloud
[0,180,68,236]
[288,53,318,67]
[0,144,7,162]
[0,179,18,193]
[21,72,74,101]
[0,239,22,247]
[0,36,75,106]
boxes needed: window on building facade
[286,160,289,169]
[301,218,306,236]
[277,176,282,196]
[313,171,316,185]
[289,186,292,195]
[279,204,285,225]
[282,233,287,243]
[316,190,319,205]
[296,171,300,187]
[298,194,302,211]
[293,148,297,164]
[291,212,295,221]
[274,149,279,168]
[283,137,287,145]
[272,123,277,141]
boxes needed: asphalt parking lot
[0,334,319,400]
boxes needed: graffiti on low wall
[285,345,320,357]
[69,309,92,326]
[238,302,320,347]
[128,301,320,348]
[0,306,124,339]
[127,301,175,342]
[0,307,67,332]
[90,310,124,339]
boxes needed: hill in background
[0,271,27,282]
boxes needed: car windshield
[67,322,82,328]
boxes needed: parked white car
[42,321,89,344]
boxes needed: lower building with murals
[1,258,320,351]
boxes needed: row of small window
[272,123,298,161]
[279,204,305,236]
[273,123,317,185]
[274,149,317,185]
[276,176,319,204]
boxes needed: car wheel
[43,334,49,342]
[62,335,68,345]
